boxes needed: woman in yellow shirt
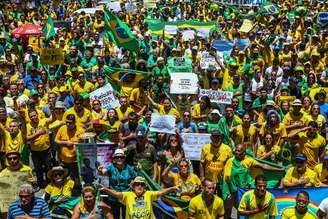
[91,100,107,121]
[147,95,181,121]
[191,96,212,123]
[257,133,280,163]
[308,102,326,129]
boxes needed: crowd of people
[0,0,328,218]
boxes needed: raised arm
[98,184,123,200]
[158,186,178,197]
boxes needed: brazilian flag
[259,2,280,15]
[42,16,55,42]
[104,9,139,52]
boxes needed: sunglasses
[170,139,178,142]
[7,156,19,161]
[115,156,125,159]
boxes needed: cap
[47,166,69,179]
[130,176,147,187]
[318,89,327,97]
[265,100,277,108]
[31,53,38,57]
[211,79,219,84]
[324,155,328,160]
[280,85,290,92]
[295,153,307,162]
[292,99,302,106]
[210,109,221,115]
[55,101,65,109]
[157,57,164,63]
[192,46,198,51]
[113,149,126,158]
[210,129,223,136]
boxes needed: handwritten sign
[318,12,328,25]
[181,133,211,160]
[199,89,233,104]
[0,172,30,212]
[89,83,120,109]
[200,52,219,70]
[149,113,176,134]
[40,48,64,65]
[168,57,193,73]
[170,73,198,94]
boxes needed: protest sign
[89,83,120,109]
[199,89,233,104]
[107,1,121,12]
[144,0,156,8]
[181,133,211,160]
[28,36,44,52]
[0,172,30,212]
[40,48,64,65]
[149,113,176,134]
[318,12,328,25]
[200,52,219,70]
[167,57,193,73]
[76,143,115,185]
[239,19,253,33]
[170,73,198,95]
[238,187,328,218]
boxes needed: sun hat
[47,166,69,179]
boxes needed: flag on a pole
[104,10,139,52]
[42,16,55,41]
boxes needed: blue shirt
[178,121,197,133]
[24,74,41,90]
[320,103,328,119]
[105,163,137,193]
[7,197,51,219]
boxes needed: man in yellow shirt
[199,130,232,185]
[0,151,33,175]
[63,95,92,129]
[282,99,310,133]
[55,114,84,181]
[314,155,328,186]
[189,179,224,219]
[281,191,317,219]
[73,73,95,94]
[115,96,134,122]
[98,176,178,219]
[26,109,51,188]
[282,153,320,188]
[288,121,326,169]
[238,175,278,219]
[129,79,149,114]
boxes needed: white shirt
[319,197,328,218]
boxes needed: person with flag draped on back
[223,144,284,218]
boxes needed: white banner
[170,73,199,94]
[199,89,233,104]
[89,84,120,109]
[181,133,211,160]
[149,113,176,134]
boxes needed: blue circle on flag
[115,25,129,39]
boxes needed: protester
[318,197,328,219]
[238,175,278,219]
[281,191,317,219]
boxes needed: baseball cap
[295,153,307,162]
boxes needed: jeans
[31,148,51,188]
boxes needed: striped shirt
[7,197,51,219]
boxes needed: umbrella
[11,23,43,38]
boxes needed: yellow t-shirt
[281,206,317,219]
[189,194,224,218]
[314,163,328,184]
[235,124,257,150]
[0,164,32,173]
[73,81,95,94]
[91,109,107,121]
[282,112,310,132]
[63,107,92,128]
[26,118,50,151]
[260,123,287,146]
[238,190,278,219]
[298,132,326,169]
[283,166,320,187]
[191,104,212,123]
[200,143,232,183]
[4,130,24,154]
[55,125,84,163]
[308,114,326,128]
[115,107,135,121]
[129,88,149,112]
[157,105,181,121]
[257,145,280,158]
[119,191,159,219]
[45,179,75,197]
[170,172,201,200]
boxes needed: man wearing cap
[282,99,310,133]
[62,95,92,128]
[98,176,177,219]
[288,121,326,169]
[314,154,328,186]
[283,153,320,188]
[200,129,232,187]
[206,109,221,133]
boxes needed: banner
[237,187,328,218]
[239,19,253,33]
[40,48,64,65]
[89,83,120,109]
[76,143,115,184]
[318,12,328,26]
[149,113,176,134]
[167,57,193,73]
[181,133,211,160]
[199,89,233,104]
[200,52,220,70]
[0,172,30,212]
[170,73,198,95]
[144,0,156,8]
